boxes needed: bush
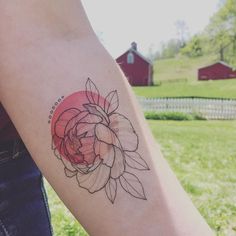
[192,112,207,120]
[144,111,206,121]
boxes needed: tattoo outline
[51,78,149,203]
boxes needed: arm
[0,1,213,235]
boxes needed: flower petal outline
[109,113,138,152]
[76,163,111,193]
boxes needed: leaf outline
[86,78,100,105]
[104,90,119,114]
[105,178,117,203]
[119,172,146,200]
[125,151,150,171]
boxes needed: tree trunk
[233,35,236,53]
[220,46,224,61]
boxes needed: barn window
[127,52,134,64]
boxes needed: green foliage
[149,0,236,66]
[144,111,205,121]
[206,9,232,59]
[180,0,236,65]
[192,112,206,120]
[220,0,236,66]
[149,120,236,235]
[181,35,203,57]
[160,39,182,59]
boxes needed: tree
[160,39,182,59]
[207,9,232,61]
[221,0,236,52]
[146,44,161,61]
[175,20,189,47]
[181,35,203,57]
[205,0,236,62]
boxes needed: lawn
[133,79,236,99]
[45,120,236,236]
[149,120,236,236]
[45,181,88,236]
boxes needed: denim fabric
[0,139,53,236]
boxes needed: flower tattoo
[51,78,149,203]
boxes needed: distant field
[133,79,236,98]
[152,54,218,83]
[133,54,236,99]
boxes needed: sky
[81,0,220,58]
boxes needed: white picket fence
[137,97,236,120]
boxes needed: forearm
[0,0,95,49]
[0,1,213,236]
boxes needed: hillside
[152,54,218,83]
[133,55,236,99]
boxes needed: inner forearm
[0,1,213,236]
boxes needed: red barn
[116,42,153,86]
[198,61,236,81]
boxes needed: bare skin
[0,1,214,235]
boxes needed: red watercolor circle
[51,91,107,164]
[51,91,88,129]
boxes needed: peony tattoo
[51,78,149,203]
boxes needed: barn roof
[218,61,232,68]
[200,61,233,70]
[117,46,152,65]
[129,48,153,65]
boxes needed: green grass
[45,120,236,236]
[133,79,236,98]
[45,181,88,236]
[149,120,236,236]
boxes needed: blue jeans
[0,139,53,236]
